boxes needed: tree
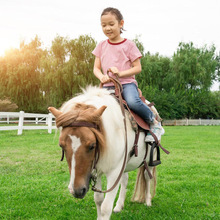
[0,36,45,112]
[214,51,220,87]
[40,35,98,109]
[172,42,218,91]
[133,36,145,55]
[137,52,172,91]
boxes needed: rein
[92,74,128,193]
[60,75,128,194]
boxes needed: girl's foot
[145,123,165,142]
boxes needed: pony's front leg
[94,176,104,220]
[113,173,128,213]
[100,171,121,220]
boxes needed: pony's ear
[93,105,107,118]
[48,107,62,118]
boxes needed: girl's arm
[110,58,142,77]
[93,57,109,83]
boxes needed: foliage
[141,86,188,119]
[0,35,98,113]
[133,36,145,55]
[184,90,220,119]
[172,42,217,91]
[0,36,45,112]
[215,51,220,82]
[40,35,98,110]
[135,40,220,119]
[0,35,219,118]
[137,52,172,91]
[0,99,18,112]
[0,127,219,219]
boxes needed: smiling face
[101,12,124,43]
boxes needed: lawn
[0,126,219,220]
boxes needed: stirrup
[148,142,161,167]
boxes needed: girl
[92,7,164,141]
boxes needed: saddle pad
[130,109,150,131]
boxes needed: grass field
[0,126,219,220]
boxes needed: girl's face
[101,13,124,43]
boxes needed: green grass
[0,126,219,220]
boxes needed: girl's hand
[109,67,120,77]
[100,74,110,83]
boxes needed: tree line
[0,35,219,119]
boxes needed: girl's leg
[122,83,164,141]
[122,83,154,124]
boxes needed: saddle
[117,91,165,167]
[100,76,169,176]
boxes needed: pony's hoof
[113,205,123,213]
[145,200,151,206]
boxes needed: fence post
[48,113,52,134]
[18,111,24,135]
[7,115,9,124]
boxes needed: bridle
[60,121,99,162]
[59,75,128,194]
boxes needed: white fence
[0,111,56,135]
[163,118,220,126]
[1,112,220,135]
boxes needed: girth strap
[142,144,153,179]
[130,129,140,157]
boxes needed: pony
[49,86,163,220]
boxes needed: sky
[0,0,219,89]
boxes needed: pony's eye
[88,143,95,151]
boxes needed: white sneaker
[145,123,164,142]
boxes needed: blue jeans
[105,83,154,124]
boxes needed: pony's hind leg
[144,167,153,206]
[94,176,104,220]
[144,166,156,207]
[131,164,157,206]
[113,173,128,213]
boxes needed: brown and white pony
[49,86,158,220]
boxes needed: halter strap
[60,121,99,162]
[63,121,98,129]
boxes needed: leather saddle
[100,76,169,168]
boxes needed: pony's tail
[131,166,157,203]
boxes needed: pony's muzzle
[73,186,87,199]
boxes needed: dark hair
[101,7,125,33]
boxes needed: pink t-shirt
[92,39,142,87]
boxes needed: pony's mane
[57,86,125,157]
[60,86,113,112]
[56,103,98,128]
[59,86,124,130]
